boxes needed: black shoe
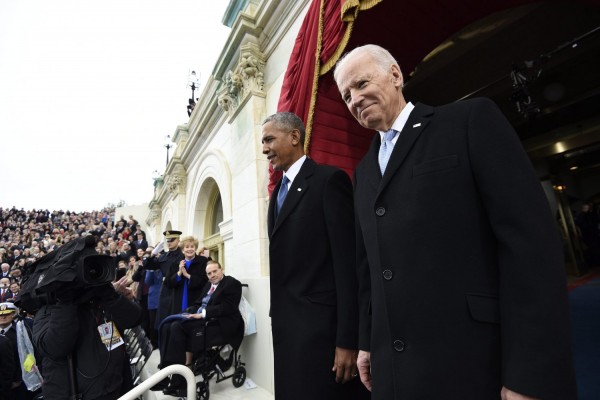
[163,377,187,397]
[163,386,187,397]
[163,375,187,396]
[150,377,170,391]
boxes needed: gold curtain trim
[304,0,326,155]
[320,0,383,75]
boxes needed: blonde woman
[163,236,209,315]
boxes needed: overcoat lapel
[271,158,313,236]
[377,103,434,196]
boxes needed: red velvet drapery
[272,0,377,193]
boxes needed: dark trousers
[148,309,158,347]
[158,318,224,367]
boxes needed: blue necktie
[378,129,397,174]
[276,175,289,214]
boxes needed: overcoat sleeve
[323,169,360,349]
[467,98,575,398]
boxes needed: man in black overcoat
[262,112,369,400]
[334,44,577,400]
[144,230,183,325]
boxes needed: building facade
[138,0,312,393]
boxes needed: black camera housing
[16,235,116,313]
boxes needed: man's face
[0,278,9,289]
[167,238,179,251]
[261,121,300,172]
[10,283,19,293]
[1,264,8,273]
[0,311,15,327]
[336,52,404,132]
[206,263,224,284]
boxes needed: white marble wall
[141,0,313,394]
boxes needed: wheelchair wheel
[232,366,246,388]
[196,381,210,400]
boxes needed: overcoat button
[393,340,405,352]
[383,270,393,280]
[375,207,386,216]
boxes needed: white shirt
[282,154,307,189]
[200,283,220,318]
[378,102,415,145]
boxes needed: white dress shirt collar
[282,155,307,188]
[378,102,415,145]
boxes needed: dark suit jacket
[0,335,16,392]
[268,158,367,400]
[132,239,148,252]
[187,275,244,350]
[354,98,576,400]
[0,289,13,302]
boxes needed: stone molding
[217,42,266,120]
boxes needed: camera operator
[33,279,141,399]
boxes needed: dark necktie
[276,175,289,214]
[0,329,5,335]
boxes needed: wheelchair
[190,336,247,400]
[163,317,246,399]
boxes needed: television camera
[16,235,116,313]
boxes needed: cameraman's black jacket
[33,294,141,400]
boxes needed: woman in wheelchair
[154,260,244,393]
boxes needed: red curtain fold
[272,0,349,194]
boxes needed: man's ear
[391,64,403,88]
[290,128,301,145]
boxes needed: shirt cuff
[202,309,206,318]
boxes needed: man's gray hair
[262,111,306,144]
[333,44,400,84]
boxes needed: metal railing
[117,364,197,400]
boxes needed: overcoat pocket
[413,154,458,177]
[466,293,500,324]
[306,290,336,306]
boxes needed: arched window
[209,193,223,235]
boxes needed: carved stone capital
[146,204,162,226]
[166,174,186,195]
[218,42,266,116]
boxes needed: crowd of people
[0,206,245,399]
[0,207,152,399]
